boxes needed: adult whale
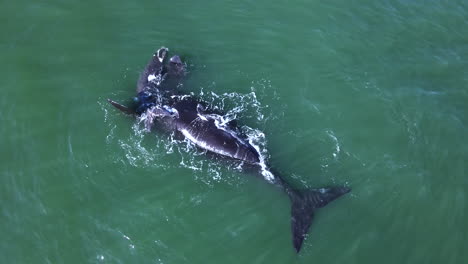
[108,47,351,252]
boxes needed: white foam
[105,81,277,185]
[194,88,274,182]
[246,130,274,182]
[327,130,341,158]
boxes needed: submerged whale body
[108,47,350,252]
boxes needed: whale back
[164,98,260,164]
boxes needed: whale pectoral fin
[290,187,351,252]
[107,99,135,116]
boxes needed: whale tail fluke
[289,186,350,252]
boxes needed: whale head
[154,47,168,63]
[168,55,186,77]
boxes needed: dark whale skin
[108,47,351,253]
[159,98,260,164]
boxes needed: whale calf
[108,47,350,252]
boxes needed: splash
[103,79,279,185]
[326,130,341,159]
[244,128,275,182]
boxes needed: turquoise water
[1,0,468,263]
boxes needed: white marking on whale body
[147,74,156,82]
[148,73,163,85]
[197,114,208,121]
[181,129,231,158]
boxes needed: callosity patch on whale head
[154,47,168,62]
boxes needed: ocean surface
[1,0,467,263]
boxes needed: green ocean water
[1,0,468,263]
